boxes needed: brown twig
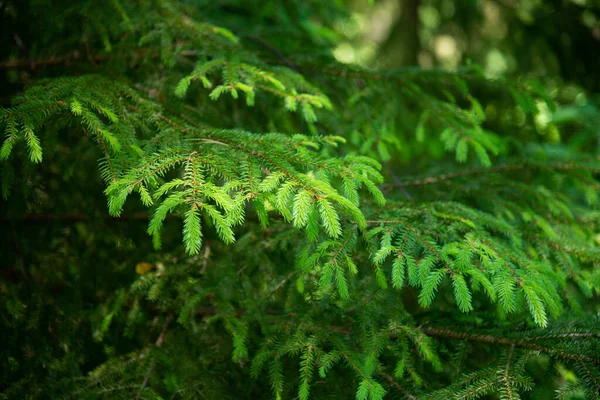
[420,326,600,365]
[138,314,173,395]
[380,372,417,400]
[0,49,198,70]
[269,270,296,294]
[0,212,162,223]
[0,213,268,224]
[384,161,600,189]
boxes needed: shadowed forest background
[1,1,600,399]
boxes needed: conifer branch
[387,161,600,188]
[420,327,600,365]
[2,2,600,398]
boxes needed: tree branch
[421,326,600,365]
[189,305,600,366]
[0,49,198,70]
[139,314,173,395]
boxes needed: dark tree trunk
[378,0,420,67]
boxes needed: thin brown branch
[421,326,600,365]
[0,49,198,70]
[384,164,527,189]
[0,213,268,224]
[380,371,417,400]
[0,213,162,223]
[269,270,296,294]
[187,304,600,366]
[139,314,173,395]
[385,161,600,189]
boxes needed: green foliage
[1,1,600,399]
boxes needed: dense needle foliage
[1,1,600,399]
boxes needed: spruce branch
[420,327,600,365]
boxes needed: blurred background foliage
[335,0,600,155]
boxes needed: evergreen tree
[1,1,599,399]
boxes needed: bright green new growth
[1,74,382,258]
[1,1,600,399]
